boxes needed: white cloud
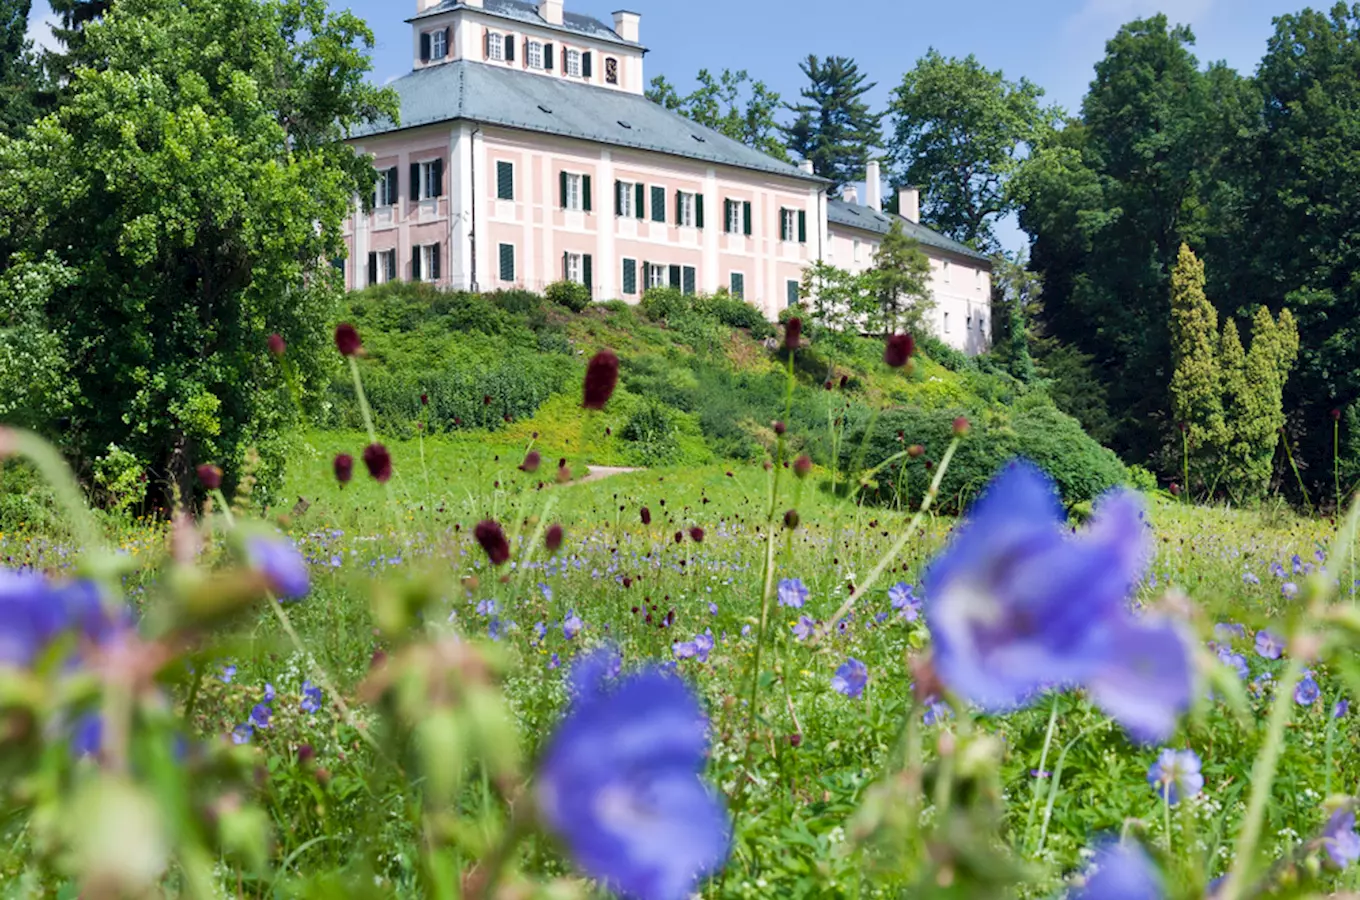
[1067,0,1216,36]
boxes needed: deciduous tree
[646,69,787,162]
[867,221,931,336]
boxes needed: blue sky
[25,0,1308,250]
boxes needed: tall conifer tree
[783,55,883,192]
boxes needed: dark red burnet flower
[544,524,564,555]
[475,520,511,566]
[641,507,652,526]
[689,526,705,544]
[520,450,542,473]
[793,455,812,479]
[334,323,362,357]
[420,393,429,407]
[784,317,803,352]
[196,464,223,491]
[784,509,800,530]
[583,349,620,410]
[267,333,286,357]
[333,453,354,484]
[362,444,392,483]
[952,416,971,438]
[1169,482,1182,497]
[773,420,786,436]
[1333,408,1343,422]
[883,333,915,368]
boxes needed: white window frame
[781,209,797,242]
[566,49,582,78]
[618,180,637,218]
[487,32,504,61]
[726,200,742,235]
[564,173,583,211]
[565,252,584,285]
[418,161,439,201]
[647,263,666,289]
[678,191,696,228]
[375,171,396,208]
[420,244,438,283]
[527,40,545,70]
[377,249,397,285]
[853,238,861,264]
[431,29,447,60]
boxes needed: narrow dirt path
[575,466,643,485]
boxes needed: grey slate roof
[351,60,826,184]
[827,198,991,264]
[409,0,642,49]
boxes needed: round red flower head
[641,507,652,526]
[583,349,620,410]
[267,333,286,357]
[333,453,354,484]
[884,333,915,368]
[689,526,705,544]
[1333,408,1343,422]
[545,524,564,555]
[362,444,392,483]
[521,450,542,473]
[196,464,223,491]
[784,317,803,352]
[793,455,812,479]
[475,520,511,566]
[334,323,362,357]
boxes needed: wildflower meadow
[2,317,1360,900]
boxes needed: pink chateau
[342,0,994,354]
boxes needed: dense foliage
[782,55,883,192]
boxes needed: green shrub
[545,280,592,313]
[915,333,975,373]
[846,405,1128,513]
[640,286,691,321]
[693,294,770,335]
[0,459,62,533]
[621,399,683,465]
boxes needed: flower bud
[908,444,925,458]
[267,333,286,357]
[884,333,915,368]
[474,520,511,566]
[952,416,970,437]
[1169,482,1182,497]
[793,455,812,479]
[196,464,223,491]
[334,323,362,357]
[583,349,620,410]
[420,393,429,406]
[784,317,803,352]
[640,507,652,526]
[773,421,786,436]
[333,453,354,484]
[520,450,541,473]
[689,527,705,544]
[545,524,564,555]
[1333,408,1343,422]
[784,509,800,530]
[362,444,392,483]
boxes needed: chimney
[799,159,814,175]
[539,0,563,25]
[612,9,641,43]
[865,160,882,212]
[900,186,920,224]
[464,0,481,6]
[842,185,859,206]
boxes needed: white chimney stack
[539,0,563,25]
[900,186,920,224]
[865,160,882,212]
[842,185,859,206]
[612,9,641,43]
[799,159,814,175]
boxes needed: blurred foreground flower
[1070,840,1162,900]
[1146,748,1203,805]
[537,649,730,900]
[246,536,310,600]
[924,460,1191,743]
[1321,808,1360,870]
[0,572,122,668]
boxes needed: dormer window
[527,40,545,70]
[566,49,582,78]
[431,28,447,60]
[486,31,514,63]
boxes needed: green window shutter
[432,243,441,280]
[411,163,421,202]
[722,199,731,232]
[798,210,807,243]
[559,171,568,208]
[743,201,752,236]
[562,252,569,281]
[635,183,644,219]
[583,255,593,295]
[668,264,681,289]
[730,272,744,298]
[682,266,696,296]
[497,161,514,200]
[674,190,682,225]
[433,159,444,197]
[651,186,666,222]
[695,194,704,229]
[787,280,799,307]
[412,246,421,281]
[499,244,515,282]
[367,252,377,286]
[505,35,515,62]
[615,180,622,216]
[622,258,636,295]
[583,52,593,78]
[582,174,592,212]
[544,43,555,70]
[420,32,431,62]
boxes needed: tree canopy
[646,69,788,162]
[783,55,883,191]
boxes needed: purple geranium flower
[694,631,714,663]
[1216,646,1249,680]
[250,703,272,729]
[246,536,310,600]
[923,461,1190,743]
[1296,676,1321,706]
[777,578,809,609]
[1282,582,1299,599]
[300,681,322,714]
[792,616,815,641]
[1255,629,1284,660]
[673,641,698,660]
[231,723,254,745]
[1146,748,1203,805]
[831,658,868,699]
[0,571,122,669]
[1335,698,1350,719]
[923,701,952,725]
[563,610,584,641]
[1322,809,1360,870]
[263,683,275,703]
[219,664,237,684]
[1214,622,1246,641]
[537,649,731,900]
[1242,571,1260,586]
[889,582,921,621]
[1070,840,1162,900]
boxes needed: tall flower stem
[1022,695,1061,852]
[814,438,959,644]
[348,356,379,446]
[1217,655,1305,900]
[1280,429,1313,515]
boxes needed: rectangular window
[566,49,582,77]
[781,208,797,242]
[975,268,983,292]
[498,243,515,282]
[565,252,583,285]
[376,249,396,285]
[682,266,696,296]
[650,185,666,223]
[725,200,742,235]
[527,40,544,70]
[943,311,951,333]
[786,280,800,307]
[647,263,666,289]
[616,180,637,218]
[421,244,441,282]
[730,272,745,298]
[487,31,504,61]
[431,29,447,60]
[375,167,398,207]
[677,191,696,228]
[622,258,637,295]
[978,315,986,334]
[496,161,514,201]
[563,172,583,211]
[419,161,442,201]
[943,260,952,284]
[853,239,861,264]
